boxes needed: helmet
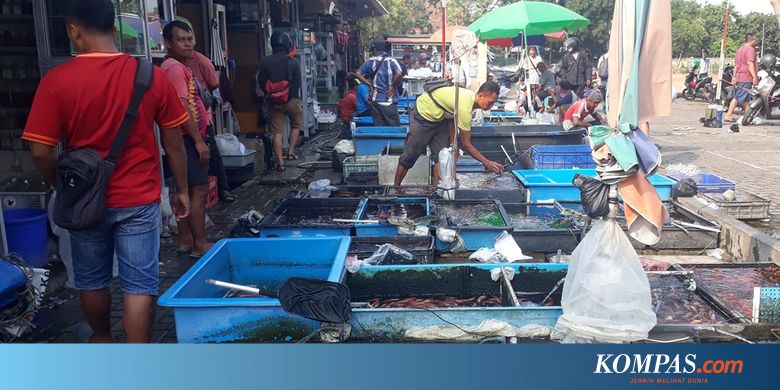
[270,31,293,53]
[759,53,777,69]
[370,38,387,53]
[563,37,580,51]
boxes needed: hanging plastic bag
[437,147,457,200]
[551,219,657,343]
[215,133,244,155]
[572,174,610,218]
[469,248,503,263]
[671,178,697,198]
[494,231,532,262]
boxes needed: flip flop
[724,118,736,123]
[276,165,286,172]
[285,154,298,161]
[220,191,237,202]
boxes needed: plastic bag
[436,228,457,243]
[494,231,532,262]
[671,178,697,198]
[334,140,355,154]
[308,179,336,199]
[365,244,414,265]
[404,319,552,341]
[572,174,610,218]
[398,225,429,237]
[215,133,244,155]
[437,147,457,200]
[470,248,504,263]
[490,267,515,282]
[552,219,657,343]
[449,235,468,253]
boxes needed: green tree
[564,0,615,56]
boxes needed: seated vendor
[337,77,359,124]
[562,90,607,131]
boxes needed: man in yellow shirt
[394,81,503,186]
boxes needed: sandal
[285,154,298,161]
[276,165,286,172]
[220,191,237,203]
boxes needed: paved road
[652,100,780,222]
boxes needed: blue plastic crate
[530,144,596,169]
[692,173,736,193]
[513,169,676,202]
[352,126,409,156]
[158,237,350,343]
[355,197,431,237]
[351,115,410,127]
[456,158,486,172]
[432,200,512,251]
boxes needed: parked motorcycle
[682,66,715,102]
[742,54,780,126]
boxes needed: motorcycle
[682,67,715,102]
[741,62,780,126]
[719,64,735,106]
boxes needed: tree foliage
[359,0,780,59]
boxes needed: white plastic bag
[552,219,657,343]
[334,140,355,154]
[215,133,244,155]
[437,147,457,200]
[494,231,532,262]
[308,179,336,199]
[436,228,457,243]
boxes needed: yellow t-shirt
[415,87,475,131]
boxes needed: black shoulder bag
[53,58,154,230]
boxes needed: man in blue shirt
[356,38,403,126]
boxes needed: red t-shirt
[22,53,189,208]
[734,43,757,83]
[563,99,594,122]
[161,57,209,138]
[337,90,357,122]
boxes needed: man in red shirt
[725,34,759,122]
[22,0,190,343]
[161,21,212,258]
[562,90,607,131]
[337,76,359,123]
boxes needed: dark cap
[560,80,573,90]
[370,39,386,52]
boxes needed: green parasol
[467,1,590,40]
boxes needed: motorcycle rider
[725,34,759,122]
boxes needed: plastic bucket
[3,208,48,267]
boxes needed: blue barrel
[3,208,48,267]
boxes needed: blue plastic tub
[433,200,512,251]
[355,197,431,237]
[157,237,351,343]
[513,169,676,202]
[0,259,26,308]
[351,115,410,127]
[352,126,408,156]
[258,198,365,238]
[456,158,486,172]
[530,144,596,169]
[3,208,48,267]
[692,173,736,193]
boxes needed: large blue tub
[258,198,365,238]
[352,115,410,127]
[347,263,567,341]
[513,169,676,202]
[352,126,408,156]
[157,237,351,343]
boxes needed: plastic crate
[348,236,435,264]
[355,197,431,237]
[530,144,595,170]
[207,176,218,210]
[352,126,408,156]
[0,192,48,209]
[512,169,676,202]
[258,198,365,237]
[343,156,379,179]
[432,200,512,251]
[702,191,771,220]
[157,237,351,343]
[221,149,256,167]
[692,173,736,193]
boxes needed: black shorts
[183,136,209,187]
[398,108,450,169]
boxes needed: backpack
[53,58,153,230]
[423,79,454,118]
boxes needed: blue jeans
[70,203,161,295]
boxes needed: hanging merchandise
[468,47,478,78]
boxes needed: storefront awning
[341,0,388,18]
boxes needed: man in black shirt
[258,31,302,171]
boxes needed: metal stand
[0,206,8,258]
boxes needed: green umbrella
[468,1,590,40]
[115,19,140,39]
